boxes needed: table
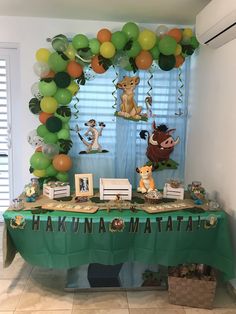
[3,205,235,282]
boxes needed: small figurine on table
[25,184,37,202]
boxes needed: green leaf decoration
[146,159,179,171]
[40,77,53,83]
[124,39,133,51]
[56,106,71,118]
[129,57,138,73]
[58,139,73,154]
[76,73,86,85]
[29,98,41,114]
[78,47,90,53]
[29,166,34,173]
[98,55,112,71]
[58,51,69,61]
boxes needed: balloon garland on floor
[28,22,199,182]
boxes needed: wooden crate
[163,183,184,200]
[100,178,132,200]
[43,183,70,199]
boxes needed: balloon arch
[28,22,199,183]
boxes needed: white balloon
[27,130,44,147]
[84,66,96,81]
[149,61,159,73]
[42,143,59,159]
[33,61,50,77]
[156,25,168,36]
[31,82,43,99]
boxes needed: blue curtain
[70,62,189,189]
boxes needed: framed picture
[75,173,94,197]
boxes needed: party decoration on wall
[116,76,147,121]
[72,120,108,154]
[28,22,199,181]
[140,122,180,171]
[136,165,156,193]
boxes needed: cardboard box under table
[168,274,216,309]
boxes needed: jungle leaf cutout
[56,106,71,117]
[29,98,41,114]
[58,139,73,154]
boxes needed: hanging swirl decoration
[111,65,119,109]
[73,96,80,120]
[177,67,184,104]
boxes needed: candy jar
[30,177,40,197]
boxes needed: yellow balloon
[138,30,156,50]
[40,96,58,113]
[182,28,193,39]
[35,48,51,63]
[100,42,116,59]
[33,169,46,177]
[67,81,79,96]
[175,44,182,56]
[65,44,76,60]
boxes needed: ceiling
[0,0,211,24]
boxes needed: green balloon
[158,54,176,71]
[48,52,68,72]
[54,72,71,88]
[37,124,49,137]
[30,152,51,170]
[124,62,133,72]
[54,88,72,105]
[190,36,199,49]
[43,132,58,144]
[126,40,141,58]
[158,36,177,56]
[72,34,89,50]
[46,116,63,133]
[122,22,140,40]
[52,34,69,52]
[54,112,70,123]
[57,129,70,140]
[63,122,70,130]
[111,31,128,50]
[150,45,160,60]
[46,164,58,177]
[89,38,101,55]
[39,80,57,97]
[56,171,69,182]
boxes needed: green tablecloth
[3,208,235,280]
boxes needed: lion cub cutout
[117,76,142,119]
[136,165,156,193]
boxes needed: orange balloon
[39,112,53,124]
[41,70,55,79]
[135,50,153,70]
[175,55,185,68]
[53,154,72,172]
[168,28,182,43]
[67,61,83,78]
[91,55,106,74]
[97,28,112,43]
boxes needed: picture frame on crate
[75,173,94,197]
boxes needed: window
[70,61,189,188]
[0,55,11,216]
[0,47,18,219]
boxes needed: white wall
[186,39,236,285]
[0,16,161,197]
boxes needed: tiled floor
[1,223,236,314]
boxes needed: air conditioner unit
[196,0,236,48]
